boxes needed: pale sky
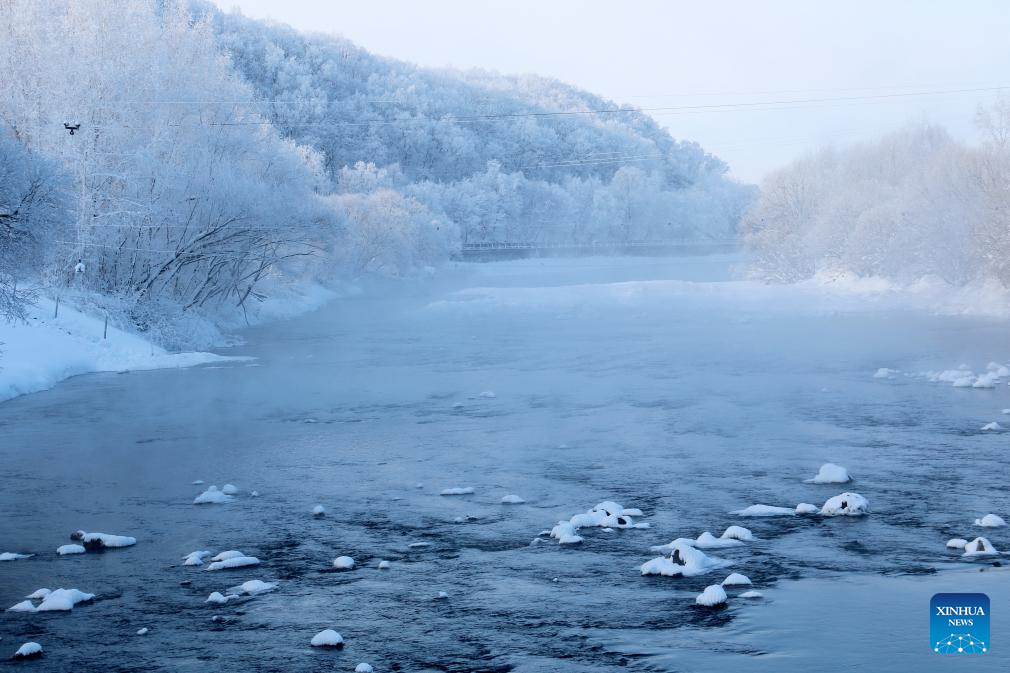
[209,0,1010,182]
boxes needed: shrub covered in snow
[805,463,851,484]
[310,629,344,648]
[820,492,869,516]
[695,584,728,606]
[974,514,1006,527]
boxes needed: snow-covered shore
[0,297,233,403]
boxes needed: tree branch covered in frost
[742,116,1010,287]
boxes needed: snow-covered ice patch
[981,421,1004,431]
[227,580,276,596]
[795,503,819,514]
[722,572,752,586]
[720,525,754,541]
[13,642,42,659]
[377,560,391,570]
[71,530,136,550]
[332,556,355,570]
[9,588,95,613]
[962,537,999,557]
[501,494,525,504]
[194,485,233,505]
[355,664,374,673]
[312,504,326,516]
[0,552,32,561]
[25,589,51,600]
[974,514,1006,527]
[731,504,795,517]
[206,591,239,604]
[873,368,898,379]
[183,550,212,566]
[805,463,851,484]
[695,584,728,606]
[205,555,260,571]
[221,484,239,495]
[57,544,85,555]
[478,391,497,398]
[739,590,764,598]
[549,521,583,545]
[136,627,149,636]
[641,539,731,577]
[440,487,475,496]
[946,538,968,549]
[820,492,869,516]
[310,629,344,648]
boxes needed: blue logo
[931,593,989,653]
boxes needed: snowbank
[731,504,795,517]
[310,629,344,647]
[695,584,728,606]
[974,514,1006,527]
[805,463,851,484]
[0,296,239,403]
[820,493,869,516]
[641,539,730,577]
[194,485,233,504]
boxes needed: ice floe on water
[975,513,1007,527]
[739,590,764,598]
[435,591,449,600]
[57,544,85,555]
[0,552,31,561]
[795,503,819,514]
[820,492,869,516]
[193,485,233,504]
[695,584,728,606]
[332,556,355,570]
[8,588,95,613]
[641,539,731,577]
[13,642,42,659]
[136,627,149,636]
[312,504,326,517]
[221,484,239,495]
[377,560,391,570]
[440,487,474,495]
[720,525,754,541]
[25,589,50,600]
[227,580,277,596]
[805,462,851,484]
[478,391,496,398]
[981,421,1004,431]
[206,553,260,571]
[501,494,525,504]
[872,367,898,379]
[310,629,344,648]
[549,521,583,545]
[70,531,136,550]
[206,592,239,604]
[962,537,999,557]
[549,501,648,545]
[183,550,212,566]
[946,538,968,549]
[920,362,1010,389]
[731,504,795,517]
[722,572,752,586]
[355,664,374,673]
